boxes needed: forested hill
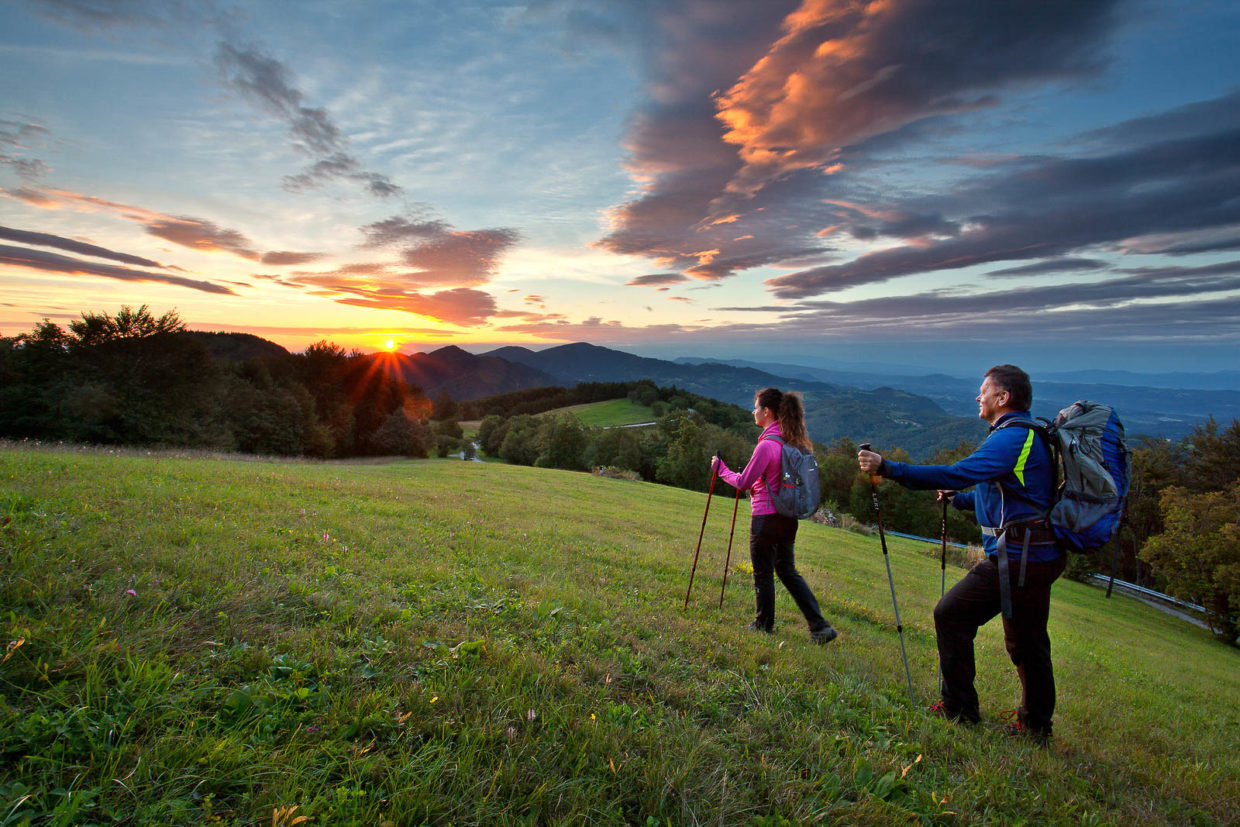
[186,330,290,361]
[384,346,558,401]
[486,343,984,457]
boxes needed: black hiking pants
[749,513,829,632]
[934,554,1067,732]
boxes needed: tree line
[0,307,448,458]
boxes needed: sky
[2,0,1239,376]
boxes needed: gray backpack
[760,435,821,519]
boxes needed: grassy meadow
[555,399,657,428]
[1,445,1237,825]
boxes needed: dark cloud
[988,258,1109,278]
[767,97,1240,298]
[0,244,236,294]
[626,273,688,287]
[22,0,229,30]
[2,186,281,264]
[1132,233,1240,257]
[352,213,520,289]
[281,152,401,198]
[360,214,451,247]
[144,217,262,260]
[400,229,521,288]
[214,41,401,199]
[710,261,1240,344]
[1,120,51,182]
[0,225,165,268]
[260,250,324,266]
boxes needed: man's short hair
[985,364,1032,411]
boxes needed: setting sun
[384,339,395,351]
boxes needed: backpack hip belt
[981,523,1057,545]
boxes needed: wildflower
[506,727,516,740]
[430,696,438,704]
[526,709,537,721]
[125,589,137,597]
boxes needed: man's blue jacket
[879,411,1062,562]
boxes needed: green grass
[555,398,656,428]
[1,445,1237,825]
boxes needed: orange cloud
[714,0,1117,202]
[335,287,496,326]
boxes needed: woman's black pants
[749,513,829,631]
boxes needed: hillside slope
[2,447,1235,823]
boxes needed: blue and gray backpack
[1001,400,1131,552]
[760,435,821,520]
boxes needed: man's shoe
[928,700,978,725]
[1001,711,1051,745]
[809,624,838,645]
[746,621,773,634]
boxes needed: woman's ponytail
[777,392,812,452]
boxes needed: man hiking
[857,365,1064,742]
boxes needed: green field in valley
[1,445,1237,824]
[556,398,657,428]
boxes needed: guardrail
[1087,574,1207,614]
[884,529,971,550]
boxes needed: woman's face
[752,397,773,427]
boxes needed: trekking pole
[859,444,916,703]
[938,493,949,695]
[719,487,741,609]
[684,452,719,610]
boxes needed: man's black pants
[933,554,1067,731]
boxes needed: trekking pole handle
[859,443,881,486]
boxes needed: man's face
[976,377,1010,424]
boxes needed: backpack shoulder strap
[989,417,1058,515]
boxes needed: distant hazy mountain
[485,343,986,456]
[386,346,559,401]
[1038,369,1240,391]
[675,356,1240,439]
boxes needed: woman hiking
[712,387,838,644]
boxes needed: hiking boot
[928,700,978,725]
[1000,711,1051,745]
[809,624,838,645]
[746,620,773,634]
